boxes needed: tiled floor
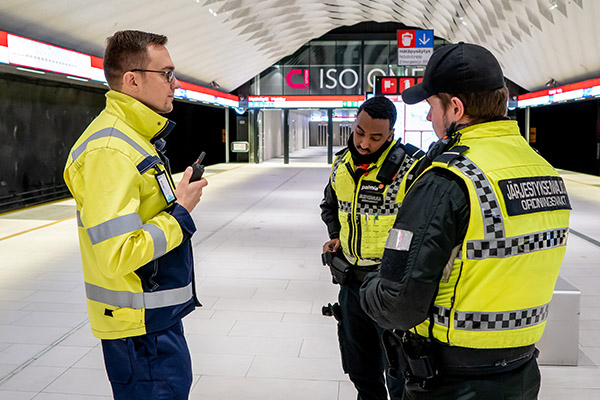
[0,146,599,399]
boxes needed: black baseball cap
[402,42,505,104]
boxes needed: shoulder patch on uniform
[498,176,572,216]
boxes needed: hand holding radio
[175,151,208,213]
[190,151,206,182]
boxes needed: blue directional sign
[415,30,434,48]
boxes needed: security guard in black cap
[360,42,571,399]
[321,95,424,400]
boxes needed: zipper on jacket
[350,166,376,261]
[350,173,365,261]
[346,213,354,258]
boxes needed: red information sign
[381,78,397,94]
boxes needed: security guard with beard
[360,43,571,399]
[320,95,424,400]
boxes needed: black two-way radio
[190,151,206,182]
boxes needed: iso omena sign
[397,30,434,66]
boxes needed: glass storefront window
[252,36,446,96]
[310,41,336,66]
[282,45,309,66]
[258,66,283,95]
[336,40,361,66]
[363,40,390,65]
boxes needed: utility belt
[321,252,379,284]
[382,330,537,387]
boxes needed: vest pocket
[110,307,144,324]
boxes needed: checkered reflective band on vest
[338,200,352,213]
[333,150,416,217]
[433,304,550,331]
[354,172,404,216]
[453,156,568,259]
[331,150,347,188]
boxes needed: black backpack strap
[433,145,469,164]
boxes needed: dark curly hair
[357,95,397,130]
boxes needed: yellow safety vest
[412,120,571,349]
[331,141,421,266]
[64,90,196,339]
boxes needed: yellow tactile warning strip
[0,164,246,242]
[0,217,75,242]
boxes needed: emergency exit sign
[397,30,434,66]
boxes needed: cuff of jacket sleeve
[170,203,197,241]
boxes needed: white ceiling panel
[0,0,598,92]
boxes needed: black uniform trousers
[338,279,405,400]
[403,356,541,400]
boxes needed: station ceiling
[0,0,598,93]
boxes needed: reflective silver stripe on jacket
[72,127,151,162]
[143,222,168,260]
[87,213,142,245]
[85,213,167,259]
[76,210,84,227]
[71,127,162,173]
[450,156,568,259]
[85,282,193,309]
[432,303,549,331]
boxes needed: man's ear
[121,71,139,93]
[387,129,395,142]
[449,96,466,123]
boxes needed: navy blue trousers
[338,280,405,400]
[101,321,192,400]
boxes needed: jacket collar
[457,119,520,141]
[346,136,396,169]
[104,90,176,141]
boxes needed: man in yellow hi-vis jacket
[64,30,207,399]
[360,42,571,399]
[320,96,424,400]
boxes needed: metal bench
[537,276,581,366]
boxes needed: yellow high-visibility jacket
[328,141,423,266]
[413,121,571,348]
[64,90,197,340]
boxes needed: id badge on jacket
[155,171,176,205]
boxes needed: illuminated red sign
[381,78,397,94]
[0,29,239,108]
[375,76,424,96]
[286,69,310,89]
[397,30,416,48]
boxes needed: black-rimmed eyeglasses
[129,69,175,83]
